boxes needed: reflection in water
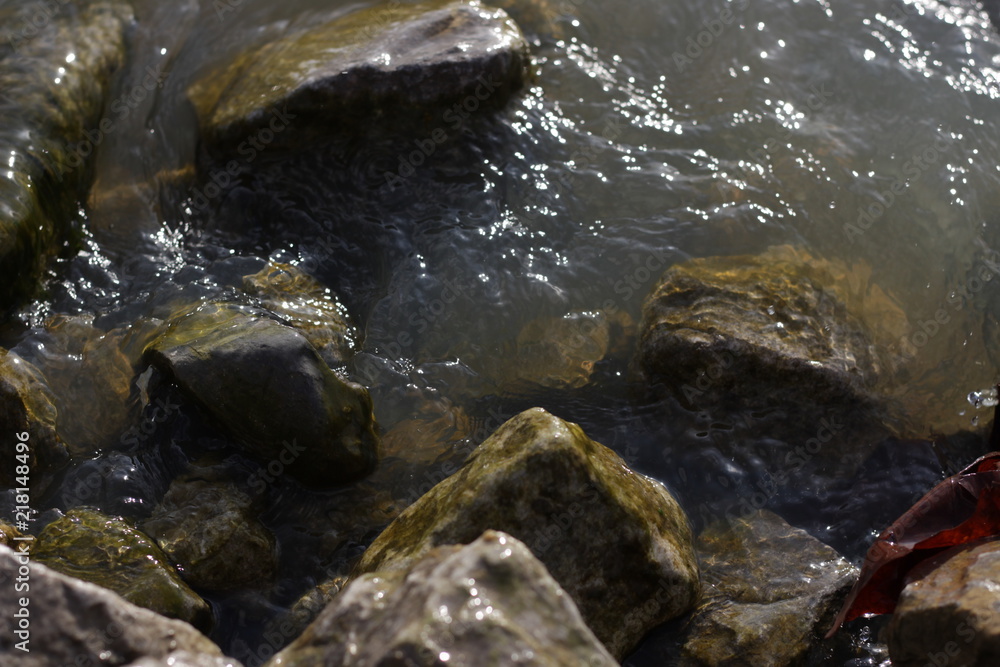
[6,0,1000,663]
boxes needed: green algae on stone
[242,262,357,368]
[0,0,132,311]
[350,407,700,658]
[188,0,531,158]
[0,545,229,667]
[144,302,379,486]
[0,520,23,548]
[0,348,69,495]
[267,531,617,667]
[143,478,277,591]
[32,508,212,630]
[680,510,857,667]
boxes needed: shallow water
[5,0,1000,663]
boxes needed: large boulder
[144,302,379,486]
[267,531,617,667]
[350,407,700,658]
[142,477,277,591]
[0,348,69,495]
[887,539,1000,667]
[32,508,212,630]
[680,510,857,667]
[0,545,227,666]
[187,0,531,158]
[0,0,132,310]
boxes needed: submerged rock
[143,478,277,591]
[887,539,1000,667]
[145,303,379,487]
[351,407,700,658]
[268,531,617,667]
[0,545,230,667]
[680,510,856,667]
[32,508,212,630]
[188,0,531,157]
[0,348,69,494]
[242,262,357,367]
[0,0,132,310]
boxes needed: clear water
[4,0,1000,664]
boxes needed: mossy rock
[268,531,617,666]
[33,508,212,630]
[144,302,379,487]
[351,407,700,658]
[187,0,531,158]
[0,0,132,311]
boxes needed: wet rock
[242,262,357,367]
[0,544,228,667]
[143,478,277,591]
[188,0,531,158]
[887,539,1000,667]
[464,310,630,395]
[0,519,23,547]
[32,314,133,455]
[145,303,379,487]
[680,510,856,667]
[0,348,69,494]
[267,531,617,667]
[0,0,132,310]
[634,245,907,454]
[32,508,212,630]
[351,407,700,658]
[123,653,244,667]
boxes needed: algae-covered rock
[32,508,212,630]
[0,0,132,310]
[0,519,23,548]
[145,302,379,486]
[0,348,69,494]
[143,478,277,591]
[887,539,1000,667]
[242,262,357,367]
[351,407,700,658]
[188,0,531,157]
[268,531,617,667]
[0,545,227,667]
[680,510,857,667]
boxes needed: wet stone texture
[144,302,379,487]
[188,0,531,159]
[242,262,358,368]
[142,477,277,592]
[267,531,617,667]
[0,348,69,495]
[350,407,700,658]
[888,538,1000,667]
[0,545,233,667]
[0,0,132,310]
[32,508,212,631]
[679,510,857,667]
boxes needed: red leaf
[825,451,1000,638]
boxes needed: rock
[242,262,357,368]
[123,653,244,667]
[0,348,69,495]
[0,520,23,548]
[33,314,133,455]
[187,0,531,157]
[887,539,1000,667]
[32,508,212,630]
[143,477,277,591]
[351,407,700,658]
[634,245,907,457]
[267,531,618,667]
[680,510,857,667]
[0,544,228,667]
[0,0,132,310]
[144,302,379,487]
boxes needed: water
[5,0,1000,663]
